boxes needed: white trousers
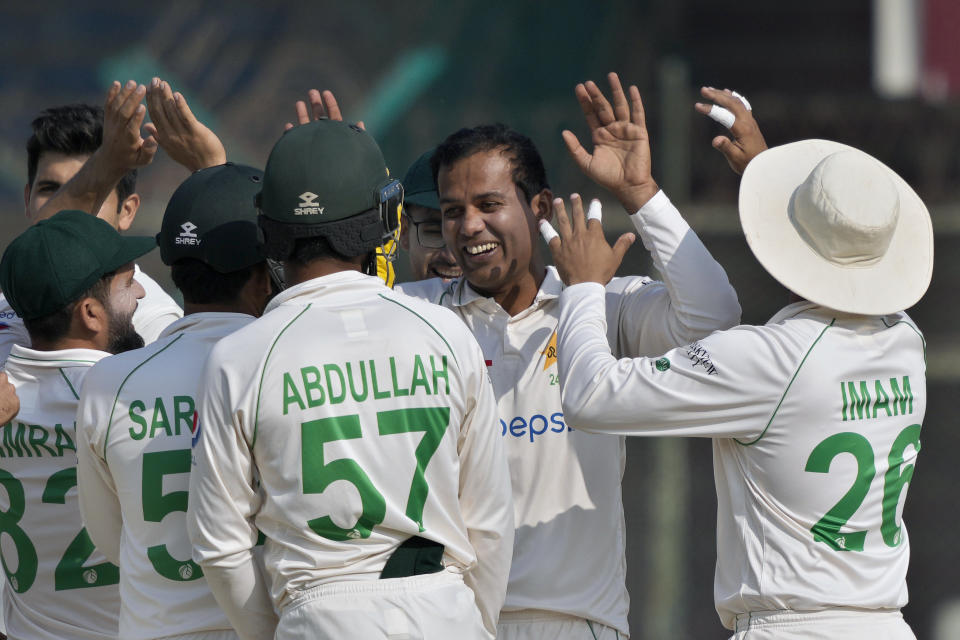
[497,610,624,640]
[730,608,915,640]
[274,571,487,640]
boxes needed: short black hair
[23,273,112,344]
[288,236,350,265]
[431,124,549,202]
[26,104,137,210]
[170,258,257,305]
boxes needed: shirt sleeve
[456,339,515,637]
[558,283,791,440]
[187,349,277,639]
[75,374,123,564]
[615,190,741,357]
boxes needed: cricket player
[398,149,462,285]
[546,128,932,638]
[187,120,514,640]
[0,82,188,363]
[75,163,272,640]
[396,73,740,639]
[0,210,155,639]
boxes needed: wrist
[615,181,659,213]
[89,147,130,184]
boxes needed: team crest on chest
[541,331,558,371]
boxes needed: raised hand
[695,87,767,175]
[31,80,157,221]
[145,78,226,171]
[98,80,159,176]
[541,194,635,286]
[283,89,365,131]
[563,72,658,213]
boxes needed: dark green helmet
[157,163,265,273]
[257,120,403,260]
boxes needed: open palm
[563,73,658,212]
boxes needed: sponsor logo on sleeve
[655,357,671,371]
[686,341,718,375]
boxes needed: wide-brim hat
[739,139,933,315]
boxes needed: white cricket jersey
[557,288,926,630]
[188,271,514,638]
[0,267,182,367]
[401,191,741,634]
[77,313,253,640]
[1,344,119,639]
[395,277,449,301]
[132,265,183,344]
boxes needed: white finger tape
[539,220,559,243]
[732,91,752,111]
[707,104,736,129]
[587,199,602,222]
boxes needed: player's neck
[29,334,105,353]
[183,301,256,317]
[283,256,365,287]
[475,264,547,317]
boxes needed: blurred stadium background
[1,1,958,637]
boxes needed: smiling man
[397,149,462,287]
[399,73,742,639]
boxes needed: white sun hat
[739,139,933,315]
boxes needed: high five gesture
[563,72,658,212]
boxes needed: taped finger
[706,104,736,129]
[731,91,752,111]
[587,199,602,222]
[539,220,559,244]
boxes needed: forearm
[201,554,278,640]
[557,283,761,437]
[76,431,122,563]
[34,149,124,220]
[628,190,740,342]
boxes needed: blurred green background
[2,1,958,637]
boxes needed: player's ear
[116,193,140,232]
[530,188,554,224]
[247,262,274,317]
[73,295,109,339]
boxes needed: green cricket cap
[402,149,439,210]
[258,120,391,225]
[0,210,156,320]
[158,163,265,273]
